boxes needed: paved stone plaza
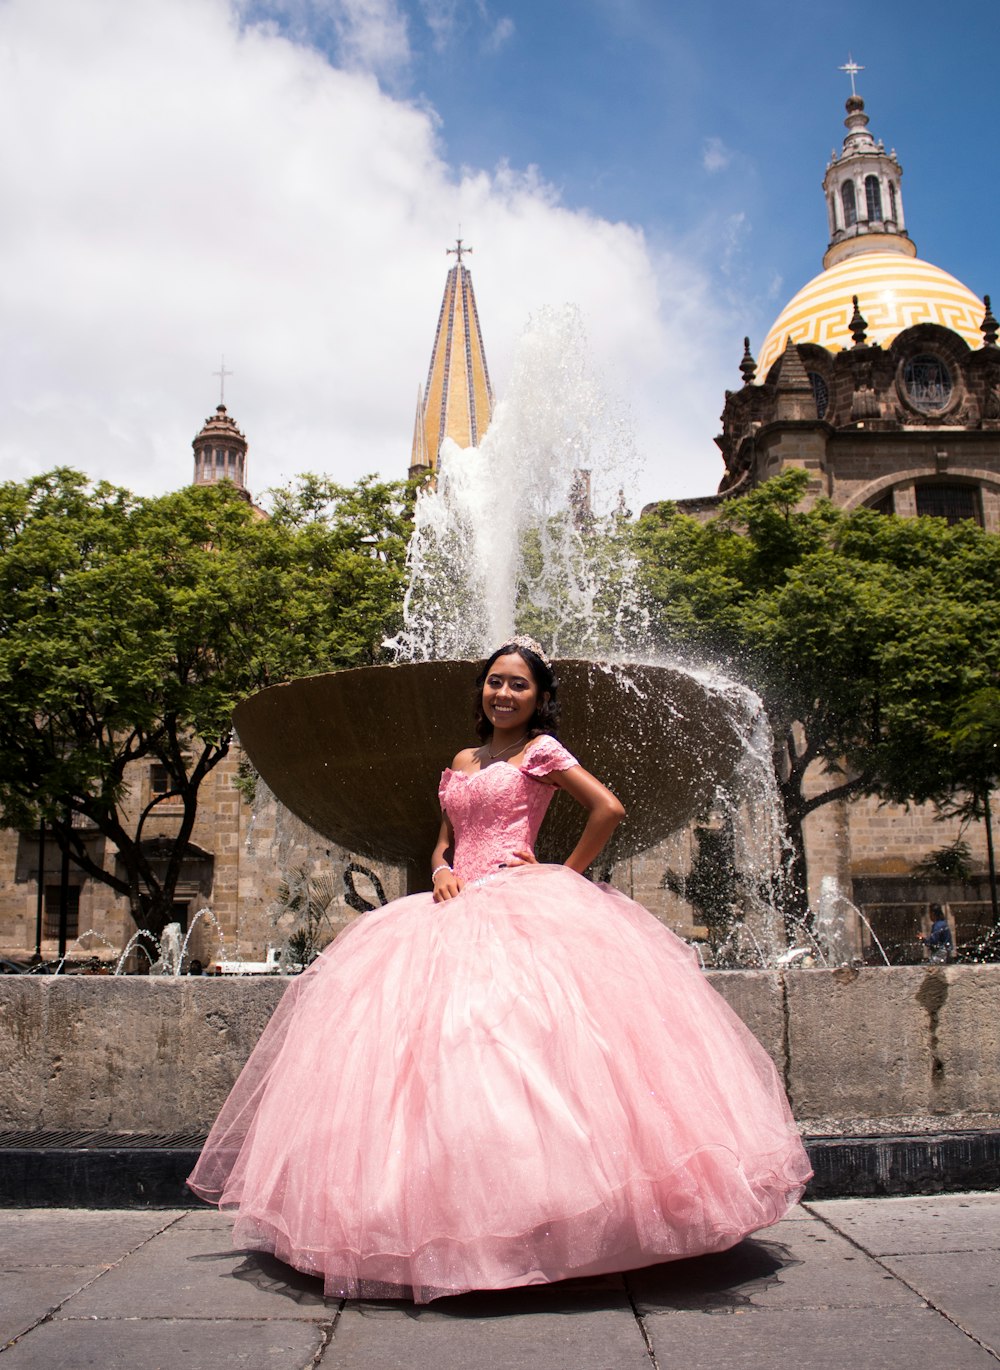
[2,1193,999,1368]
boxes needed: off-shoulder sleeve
[438,769,453,809]
[520,734,579,778]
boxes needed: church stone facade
[670,89,999,959]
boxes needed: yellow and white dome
[757,252,984,381]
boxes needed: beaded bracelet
[431,864,452,882]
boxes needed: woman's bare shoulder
[450,746,480,769]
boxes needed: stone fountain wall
[2,966,998,1135]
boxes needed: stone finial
[849,295,868,347]
[981,295,998,348]
[739,337,757,386]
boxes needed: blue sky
[0,0,993,507]
[414,0,994,287]
[391,0,995,333]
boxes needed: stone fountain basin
[233,660,750,885]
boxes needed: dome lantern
[192,402,248,493]
[822,86,915,270]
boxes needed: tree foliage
[634,471,1000,915]
[0,469,413,942]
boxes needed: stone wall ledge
[1,965,997,1134]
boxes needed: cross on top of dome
[838,56,865,98]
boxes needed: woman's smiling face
[481,653,541,733]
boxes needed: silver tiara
[497,635,552,668]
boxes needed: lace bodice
[438,735,579,882]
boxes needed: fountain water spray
[392,306,649,662]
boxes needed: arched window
[865,176,883,223]
[914,483,982,526]
[887,182,898,223]
[841,180,857,227]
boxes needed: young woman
[189,637,811,1302]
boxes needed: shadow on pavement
[625,1238,799,1311]
[211,1236,798,1318]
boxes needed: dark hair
[474,643,560,742]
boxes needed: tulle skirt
[188,865,811,1302]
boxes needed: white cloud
[330,0,410,73]
[702,136,731,174]
[418,0,457,50]
[242,0,411,77]
[483,13,514,53]
[0,0,730,509]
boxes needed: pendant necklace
[488,733,530,759]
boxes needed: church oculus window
[902,355,953,413]
[807,372,829,418]
[841,180,857,227]
[865,175,883,223]
[914,483,981,526]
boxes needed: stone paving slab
[3,1199,1000,1368]
[0,1267,106,1348]
[629,1220,913,1313]
[877,1250,1000,1356]
[644,1307,1000,1370]
[809,1192,1000,1254]
[0,1209,182,1349]
[65,1222,332,1321]
[331,1300,649,1370]
[0,1318,329,1370]
[1,1209,177,1266]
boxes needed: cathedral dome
[757,252,984,381]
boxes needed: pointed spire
[739,337,757,386]
[774,338,817,421]
[849,295,868,347]
[410,244,494,475]
[409,384,429,474]
[981,295,999,349]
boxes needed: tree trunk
[983,786,999,928]
[776,780,811,940]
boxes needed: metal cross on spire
[447,238,473,266]
[838,55,865,97]
[213,357,233,405]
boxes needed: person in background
[919,904,954,963]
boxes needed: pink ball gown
[188,735,812,1302]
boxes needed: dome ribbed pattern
[758,253,983,380]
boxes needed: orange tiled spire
[410,241,494,477]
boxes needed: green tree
[634,471,1000,923]
[933,686,1000,923]
[0,469,412,946]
